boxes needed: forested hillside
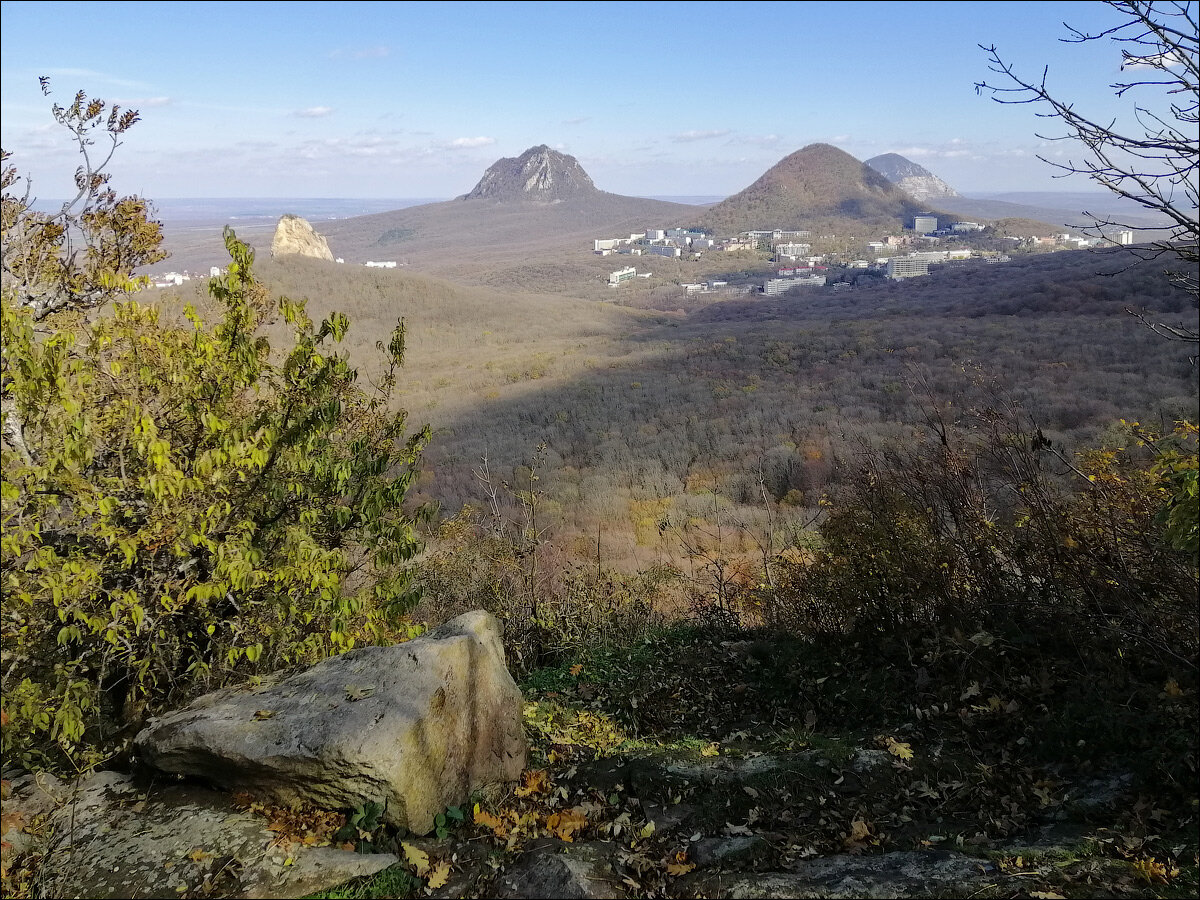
[208,247,1196,581]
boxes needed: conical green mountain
[700,143,933,233]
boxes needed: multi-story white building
[912,215,939,234]
[886,256,931,279]
[608,266,637,285]
[764,275,827,294]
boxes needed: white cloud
[1122,50,1183,69]
[671,129,732,143]
[562,116,590,125]
[445,136,495,149]
[295,106,335,118]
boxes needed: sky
[0,1,1176,201]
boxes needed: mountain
[317,147,701,288]
[463,145,598,202]
[699,143,932,234]
[864,153,960,201]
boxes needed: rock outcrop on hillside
[270,213,335,260]
[464,144,598,202]
[134,611,527,834]
[865,153,960,202]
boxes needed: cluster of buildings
[594,227,734,259]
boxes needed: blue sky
[0,1,1159,200]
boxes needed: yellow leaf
[546,807,588,842]
[666,849,695,875]
[885,737,914,760]
[253,709,274,720]
[187,847,212,862]
[569,663,584,676]
[700,743,720,757]
[849,819,871,841]
[402,841,430,876]
[638,820,655,839]
[426,860,451,889]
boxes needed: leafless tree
[976,1,1198,347]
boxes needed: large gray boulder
[34,771,399,900]
[134,611,526,833]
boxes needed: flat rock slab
[135,611,527,833]
[692,851,998,898]
[34,771,396,900]
[491,839,624,899]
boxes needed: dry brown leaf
[514,769,551,798]
[546,807,588,842]
[569,663,584,676]
[473,804,508,837]
[253,709,274,720]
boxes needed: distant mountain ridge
[700,143,932,233]
[865,153,960,201]
[463,145,598,202]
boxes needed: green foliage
[1147,421,1199,554]
[1,221,429,769]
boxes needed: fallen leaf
[700,743,720,757]
[473,804,508,837]
[569,664,584,676]
[514,769,551,798]
[426,859,451,889]
[885,737,914,760]
[666,849,696,876]
[1163,678,1182,698]
[402,841,430,876]
[845,818,872,846]
[725,822,753,836]
[253,709,275,720]
[546,808,588,842]
[638,821,655,839]
[1030,892,1067,899]
[187,848,212,863]
[345,685,375,702]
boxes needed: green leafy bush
[1,88,429,770]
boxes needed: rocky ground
[4,623,1196,899]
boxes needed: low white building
[608,266,637,285]
[365,260,397,268]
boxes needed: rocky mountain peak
[271,214,334,261]
[865,153,960,201]
[464,145,598,202]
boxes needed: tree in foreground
[1,84,429,771]
[976,0,1198,344]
